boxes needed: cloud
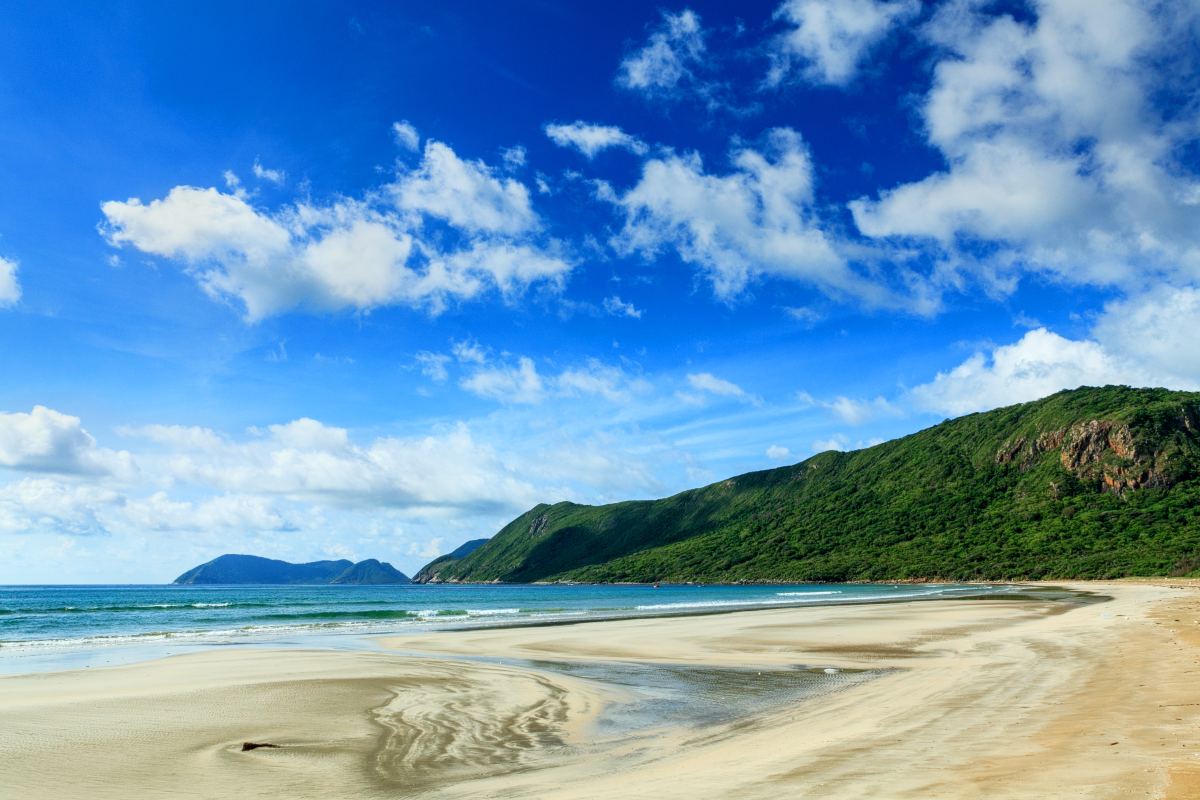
[850,0,1200,294]
[0,478,121,537]
[451,340,487,364]
[611,128,910,307]
[0,406,134,476]
[392,120,420,151]
[603,295,643,318]
[617,9,709,99]
[544,121,649,159]
[101,134,569,320]
[677,372,758,406]
[460,357,545,405]
[907,328,1181,417]
[769,0,920,86]
[0,255,20,307]
[687,372,746,397]
[826,395,900,425]
[123,418,538,513]
[252,159,286,185]
[557,360,650,403]
[391,140,537,235]
[766,444,791,461]
[415,351,451,382]
[810,433,882,453]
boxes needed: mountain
[414,539,490,583]
[173,554,410,585]
[329,558,411,584]
[414,387,1200,583]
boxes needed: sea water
[0,582,1013,673]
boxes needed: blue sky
[1,0,1198,582]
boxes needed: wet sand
[1,581,1198,798]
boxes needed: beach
[2,582,1198,799]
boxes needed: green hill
[174,554,409,584]
[415,386,1200,583]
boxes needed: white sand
[2,581,1198,799]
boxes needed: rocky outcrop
[995,403,1200,494]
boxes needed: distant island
[174,554,410,585]
[415,386,1200,583]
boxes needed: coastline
[2,581,1198,798]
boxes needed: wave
[775,591,841,596]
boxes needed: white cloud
[122,492,296,532]
[391,140,537,234]
[557,360,650,403]
[850,0,1200,294]
[451,340,487,364]
[392,120,420,152]
[415,351,451,382]
[907,328,1177,417]
[811,434,849,453]
[766,444,791,460]
[0,406,133,476]
[679,372,756,406]
[603,295,643,318]
[0,478,120,537]
[102,135,568,320]
[617,9,708,98]
[252,159,286,185]
[501,145,527,169]
[612,128,899,306]
[687,372,746,397]
[1092,286,1200,381]
[769,0,920,86]
[0,255,20,307]
[544,121,649,159]
[123,418,538,513]
[460,357,545,405]
[826,395,900,425]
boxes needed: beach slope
[1,582,1197,799]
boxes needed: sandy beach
[2,582,1199,799]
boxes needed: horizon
[3,1,1199,583]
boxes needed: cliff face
[424,386,1200,583]
[995,404,1200,493]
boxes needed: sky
[1,0,1199,582]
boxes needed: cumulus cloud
[101,134,570,320]
[0,478,121,537]
[460,357,546,405]
[826,395,901,425]
[0,406,133,476]
[611,128,912,307]
[557,360,651,403]
[544,121,649,159]
[603,295,643,318]
[850,0,1200,294]
[769,0,920,86]
[617,9,709,98]
[123,418,538,513]
[391,140,536,234]
[392,120,420,151]
[252,159,285,185]
[766,444,791,460]
[908,328,1181,417]
[0,255,20,307]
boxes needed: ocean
[0,582,1012,673]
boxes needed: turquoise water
[0,582,1011,672]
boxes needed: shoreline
[0,581,1023,675]
[2,581,1198,798]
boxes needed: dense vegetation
[174,554,410,584]
[417,387,1200,583]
